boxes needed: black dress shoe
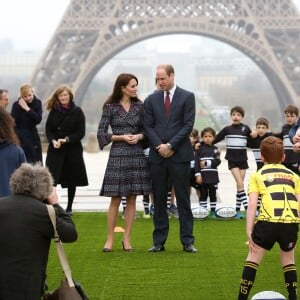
[148,245,165,252]
[121,241,134,252]
[183,244,197,253]
[102,248,112,252]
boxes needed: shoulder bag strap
[46,205,75,287]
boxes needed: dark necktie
[165,91,171,118]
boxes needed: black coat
[0,195,77,300]
[11,95,43,163]
[45,105,88,188]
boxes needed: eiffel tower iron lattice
[30,0,300,108]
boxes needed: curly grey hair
[10,163,54,201]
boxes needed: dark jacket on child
[194,142,221,184]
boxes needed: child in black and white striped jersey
[213,106,252,219]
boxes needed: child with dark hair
[248,117,273,170]
[195,127,220,218]
[237,136,300,300]
[276,104,300,175]
[213,106,251,219]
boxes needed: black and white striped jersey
[194,142,221,184]
[214,123,251,161]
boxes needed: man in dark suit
[144,64,196,253]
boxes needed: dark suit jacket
[0,195,77,300]
[144,86,195,163]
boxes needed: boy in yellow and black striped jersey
[238,136,300,300]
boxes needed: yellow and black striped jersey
[248,164,300,223]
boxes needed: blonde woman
[11,83,43,163]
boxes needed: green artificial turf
[45,213,296,299]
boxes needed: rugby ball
[251,290,286,300]
[192,206,209,220]
[215,206,236,219]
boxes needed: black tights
[66,186,76,212]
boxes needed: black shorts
[227,160,249,170]
[252,221,299,251]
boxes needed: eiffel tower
[31,0,300,108]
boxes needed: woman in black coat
[45,85,88,214]
[11,84,43,163]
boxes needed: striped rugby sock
[238,261,258,300]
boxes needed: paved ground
[54,150,257,212]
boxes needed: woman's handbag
[43,205,89,300]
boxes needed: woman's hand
[124,134,141,145]
[52,139,61,149]
[18,98,30,112]
[58,138,67,144]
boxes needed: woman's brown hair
[103,73,138,108]
[46,85,74,111]
[0,108,19,145]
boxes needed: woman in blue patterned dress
[97,73,152,252]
